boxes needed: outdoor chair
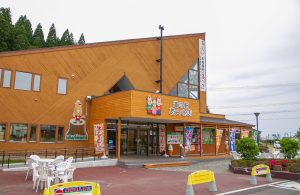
[25,155,40,180]
[55,155,64,161]
[58,166,76,183]
[31,163,39,190]
[260,152,272,159]
[65,157,73,164]
[35,163,55,192]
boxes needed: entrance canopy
[121,117,186,124]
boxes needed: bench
[143,161,191,168]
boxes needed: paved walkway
[0,163,283,195]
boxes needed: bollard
[209,181,217,192]
[185,175,194,195]
[250,175,257,185]
[266,173,272,182]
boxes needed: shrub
[289,163,300,173]
[280,138,299,159]
[231,160,239,167]
[273,164,283,171]
[258,145,269,153]
[236,137,259,160]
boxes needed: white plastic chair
[65,157,73,164]
[25,155,40,180]
[31,163,39,190]
[35,164,54,192]
[58,166,76,183]
[56,155,64,161]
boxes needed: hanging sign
[184,127,194,151]
[199,39,206,92]
[94,124,104,153]
[167,132,183,144]
[230,129,236,152]
[159,125,166,153]
[169,101,192,117]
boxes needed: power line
[208,83,300,91]
[209,101,300,109]
[226,109,300,116]
[236,117,300,121]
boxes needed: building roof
[200,116,254,127]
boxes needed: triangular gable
[105,75,134,95]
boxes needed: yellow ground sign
[251,164,270,176]
[187,170,215,185]
[43,181,101,195]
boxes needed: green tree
[296,129,300,138]
[69,32,74,45]
[60,29,70,46]
[46,23,58,47]
[280,138,299,159]
[32,23,45,48]
[12,15,33,50]
[0,7,13,51]
[78,33,85,45]
[236,137,259,160]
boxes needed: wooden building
[0,33,253,159]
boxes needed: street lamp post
[254,112,260,145]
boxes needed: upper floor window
[0,123,6,141]
[0,69,12,88]
[14,71,41,91]
[57,78,67,95]
[169,60,199,99]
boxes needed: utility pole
[254,113,260,145]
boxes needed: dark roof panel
[200,116,253,126]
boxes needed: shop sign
[169,101,192,117]
[66,100,88,140]
[251,164,270,176]
[167,132,183,144]
[146,96,162,115]
[199,39,206,92]
[43,181,100,195]
[159,125,166,153]
[94,124,105,153]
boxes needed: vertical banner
[252,129,258,145]
[198,128,201,152]
[94,124,104,153]
[159,125,166,153]
[216,129,224,151]
[199,39,206,92]
[230,129,236,152]
[184,127,194,151]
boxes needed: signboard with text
[94,124,104,153]
[199,39,206,91]
[169,101,192,117]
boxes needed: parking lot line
[216,180,289,195]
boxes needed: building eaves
[200,116,254,127]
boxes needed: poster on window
[216,129,224,151]
[167,132,183,144]
[159,125,166,153]
[184,127,194,151]
[94,124,104,153]
[202,128,214,144]
[199,39,206,92]
[241,130,250,138]
[230,129,236,152]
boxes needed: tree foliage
[0,7,86,52]
[280,138,299,159]
[236,137,259,160]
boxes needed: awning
[200,116,253,126]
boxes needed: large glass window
[57,78,67,94]
[33,75,41,91]
[168,60,200,99]
[178,83,188,98]
[0,123,6,141]
[57,127,64,143]
[40,125,56,143]
[14,71,32,90]
[2,70,11,88]
[29,125,37,142]
[10,124,28,142]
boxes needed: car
[274,140,281,149]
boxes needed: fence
[1,146,116,168]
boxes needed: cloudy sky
[1,0,299,137]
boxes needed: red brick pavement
[0,166,282,195]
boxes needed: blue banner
[230,129,236,151]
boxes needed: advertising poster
[184,126,194,151]
[94,124,104,153]
[230,129,236,151]
[202,128,214,144]
[252,129,258,145]
[159,125,166,153]
[198,129,201,152]
[167,132,183,144]
[216,129,224,151]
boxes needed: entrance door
[149,125,159,155]
[127,129,137,154]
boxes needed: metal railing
[1,146,116,168]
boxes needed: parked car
[274,140,281,149]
